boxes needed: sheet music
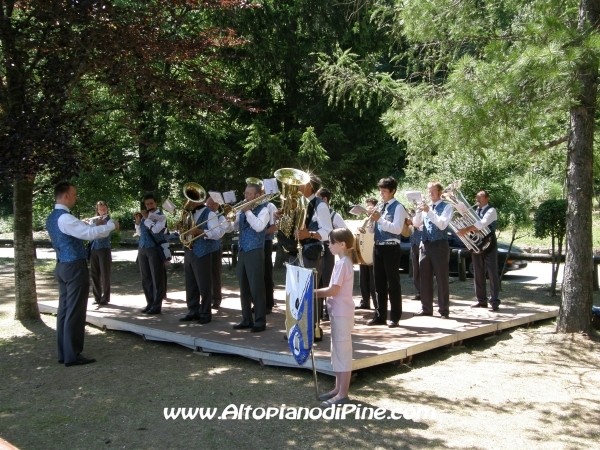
[223,190,236,204]
[147,211,164,223]
[405,191,423,204]
[209,191,225,205]
[161,199,176,214]
[263,178,279,194]
[349,205,369,216]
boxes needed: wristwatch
[310,231,315,239]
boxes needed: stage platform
[38,290,558,376]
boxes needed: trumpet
[358,203,384,234]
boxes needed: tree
[534,199,567,296]
[316,0,597,333]
[0,0,250,320]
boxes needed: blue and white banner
[285,265,315,366]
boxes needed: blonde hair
[95,200,109,215]
[329,228,358,264]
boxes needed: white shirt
[192,206,221,241]
[367,198,407,242]
[55,204,114,240]
[413,201,453,231]
[234,205,270,233]
[217,214,234,237]
[135,209,167,236]
[308,194,333,242]
[474,205,497,230]
[331,211,347,229]
[266,202,278,226]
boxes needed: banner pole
[310,347,319,399]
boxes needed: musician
[316,187,347,319]
[357,197,378,309]
[366,177,407,328]
[46,181,116,366]
[406,217,423,300]
[412,181,453,319]
[233,183,270,332]
[179,196,221,323]
[264,196,278,314]
[293,175,334,320]
[88,201,115,306]
[456,190,500,311]
[206,195,233,309]
[135,193,167,314]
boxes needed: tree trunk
[558,0,599,333]
[13,176,40,320]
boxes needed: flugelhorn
[358,202,384,234]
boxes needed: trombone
[180,191,279,249]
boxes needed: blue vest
[238,203,267,252]
[478,205,497,232]
[192,207,221,258]
[422,202,449,241]
[303,198,325,252]
[46,209,88,263]
[410,226,423,247]
[374,201,403,243]
[91,216,112,250]
[139,210,166,248]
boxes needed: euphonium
[177,182,207,248]
[441,180,492,254]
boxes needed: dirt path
[1,259,599,450]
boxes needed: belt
[375,241,399,246]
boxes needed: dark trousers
[411,244,421,295]
[289,251,323,318]
[264,239,275,310]
[56,259,89,364]
[211,246,223,307]
[373,244,402,322]
[237,249,266,327]
[321,243,335,288]
[184,248,213,319]
[419,240,450,315]
[359,264,376,308]
[90,248,111,304]
[138,247,166,309]
[473,243,500,307]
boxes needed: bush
[0,215,13,234]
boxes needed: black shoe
[179,313,200,322]
[58,360,63,364]
[140,305,151,313]
[233,323,253,330]
[440,315,449,319]
[197,317,211,324]
[489,305,499,311]
[411,295,421,300]
[99,301,108,305]
[251,325,266,333]
[212,303,221,309]
[471,302,488,308]
[145,307,161,314]
[387,321,399,328]
[366,318,386,326]
[266,308,273,315]
[355,305,370,310]
[414,310,433,317]
[65,356,96,367]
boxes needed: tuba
[275,168,310,242]
[441,180,492,254]
[178,182,207,249]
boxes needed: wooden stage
[38,289,558,376]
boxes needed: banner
[285,265,315,366]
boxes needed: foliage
[533,199,567,243]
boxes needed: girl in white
[315,228,358,406]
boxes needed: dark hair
[54,181,75,199]
[377,176,398,192]
[365,197,378,206]
[309,175,322,194]
[329,228,358,264]
[479,190,490,199]
[95,200,109,215]
[247,183,261,195]
[143,193,158,203]
[316,187,331,202]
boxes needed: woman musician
[87,201,118,305]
